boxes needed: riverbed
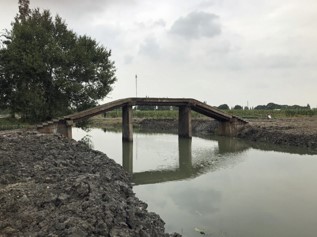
[73,128,317,237]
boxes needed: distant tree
[233,105,243,110]
[244,106,249,110]
[0,4,116,122]
[254,105,267,110]
[218,104,230,110]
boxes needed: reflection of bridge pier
[36,98,247,140]
[122,141,133,173]
[178,138,192,173]
[122,138,193,185]
[122,135,250,186]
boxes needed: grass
[226,108,317,119]
[105,108,317,120]
[0,117,31,131]
[1,107,316,131]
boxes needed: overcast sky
[1,0,317,108]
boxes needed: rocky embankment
[0,132,180,237]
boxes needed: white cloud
[1,0,316,107]
[169,11,221,39]
[138,37,161,58]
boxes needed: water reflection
[73,128,317,237]
[122,137,250,186]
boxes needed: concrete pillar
[122,105,133,141]
[122,141,133,173]
[178,105,192,138]
[57,120,73,139]
[216,118,245,137]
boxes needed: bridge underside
[37,97,248,140]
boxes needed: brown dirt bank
[0,132,180,237]
[237,117,317,150]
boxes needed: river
[73,128,317,237]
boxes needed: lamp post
[135,74,138,98]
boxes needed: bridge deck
[63,97,247,123]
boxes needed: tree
[217,104,230,110]
[233,105,243,110]
[18,0,30,20]
[0,3,116,122]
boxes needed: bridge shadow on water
[122,136,251,186]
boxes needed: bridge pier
[122,105,133,141]
[178,106,192,138]
[57,120,73,139]
[216,118,245,137]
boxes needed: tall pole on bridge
[135,74,138,98]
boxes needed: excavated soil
[0,132,180,237]
[237,117,317,150]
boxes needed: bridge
[36,97,247,140]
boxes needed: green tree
[18,0,30,20]
[0,3,116,122]
[217,104,229,110]
[233,105,243,110]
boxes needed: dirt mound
[0,132,180,237]
[237,118,317,151]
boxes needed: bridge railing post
[122,105,133,141]
[178,105,192,138]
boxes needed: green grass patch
[225,109,317,119]
[104,108,317,120]
[0,117,30,131]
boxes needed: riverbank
[237,117,317,150]
[90,115,317,151]
[0,132,180,237]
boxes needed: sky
[1,0,317,108]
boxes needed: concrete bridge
[37,97,247,140]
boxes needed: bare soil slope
[0,132,180,237]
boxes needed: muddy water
[73,128,317,237]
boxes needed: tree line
[217,103,312,110]
[0,0,116,122]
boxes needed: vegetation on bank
[104,107,317,120]
[1,107,316,131]
[0,117,31,131]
